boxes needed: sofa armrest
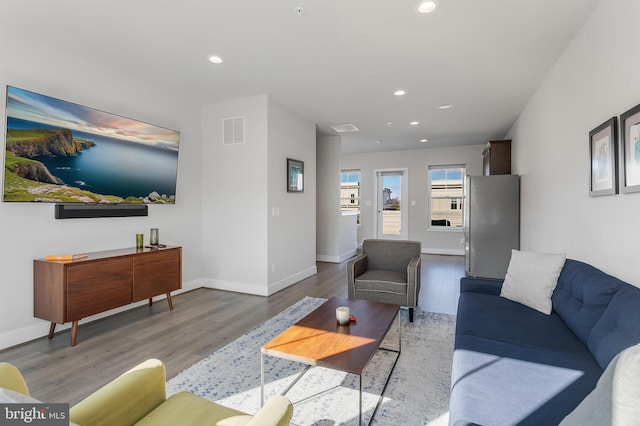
[460,276,504,296]
[70,359,166,426]
[247,395,293,426]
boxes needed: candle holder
[336,306,351,326]
[150,228,159,246]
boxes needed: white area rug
[167,297,455,425]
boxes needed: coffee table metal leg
[359,373,362,425]
[398,311,402,353]
[261,352,265,407]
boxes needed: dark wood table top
[262,297,399,374]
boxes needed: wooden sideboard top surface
[35,245,180,264]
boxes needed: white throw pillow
[560,343,640,426]
[500,249,566,315]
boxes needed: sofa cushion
[457,292,586,353]
[559,343,640,426]
[500,250,566,315]
[588,285,640,370]
[451,334,601,426]
[136,391,251,426]
[452,290,603,426]
[552,259,624,345]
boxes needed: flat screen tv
[3,85,179,204]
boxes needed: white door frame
[373,168,408,240]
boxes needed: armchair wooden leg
[409,308,414,322]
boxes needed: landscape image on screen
[3,86,179,204]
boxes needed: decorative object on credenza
[287,158,304,192]
[619,103,640,193]
[589,117,618,197]
[45,253,88,262]
[136,233,144,249]
[150,228,159,246]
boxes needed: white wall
[200,95,269,294]
[200,95,317,296]
[341,144,484,253]
[316,135,342,261]
[0,45,204,349]
[508,0,640,286]
[266,97,317,293]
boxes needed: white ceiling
[1,0,600,153]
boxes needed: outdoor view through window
[429,166,465,228]
[340,170,360,224]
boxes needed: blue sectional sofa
[449,259,640,425]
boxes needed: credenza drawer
[66,258,133,320]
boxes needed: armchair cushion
[137,393,293,426]
[355,270,408,294]
[361,239,421,273]
[136,391,250,426]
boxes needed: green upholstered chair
[0,359,293,426]
[347,239,422,322]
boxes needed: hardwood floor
[0,254,464,405]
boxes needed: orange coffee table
[261,297,401,425]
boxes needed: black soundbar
[55,204,148,219]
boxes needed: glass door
[376,170,407,239]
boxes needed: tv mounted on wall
[3,85,180,204]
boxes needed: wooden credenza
[34,246,182,346]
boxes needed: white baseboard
[316,249,357,263]
[268,266,317,295]
[0,279,202,351]
[202,266,318,296]
[423,248,465,256]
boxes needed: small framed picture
[619,103,640,193]
[589,117,618,197]
[287,158,304,192]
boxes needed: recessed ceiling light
[386,121,393,126]
[208,55,223,64]
[437,103,453,110]
[330,123,360,133]
[410,121,420,126]
[420,139,428,143]
[416,0,438,14]
[394,90,406,96]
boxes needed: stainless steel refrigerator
[463,175,520,279]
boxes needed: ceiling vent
[223,116,245,145]
[330,123,359,133]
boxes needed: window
[340,170,361,225]
[429,165,465,228]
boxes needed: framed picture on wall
[620,103,640,193]
[589,117,618,197]
[287,158,304,192]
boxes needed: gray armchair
[347,239,422,322]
